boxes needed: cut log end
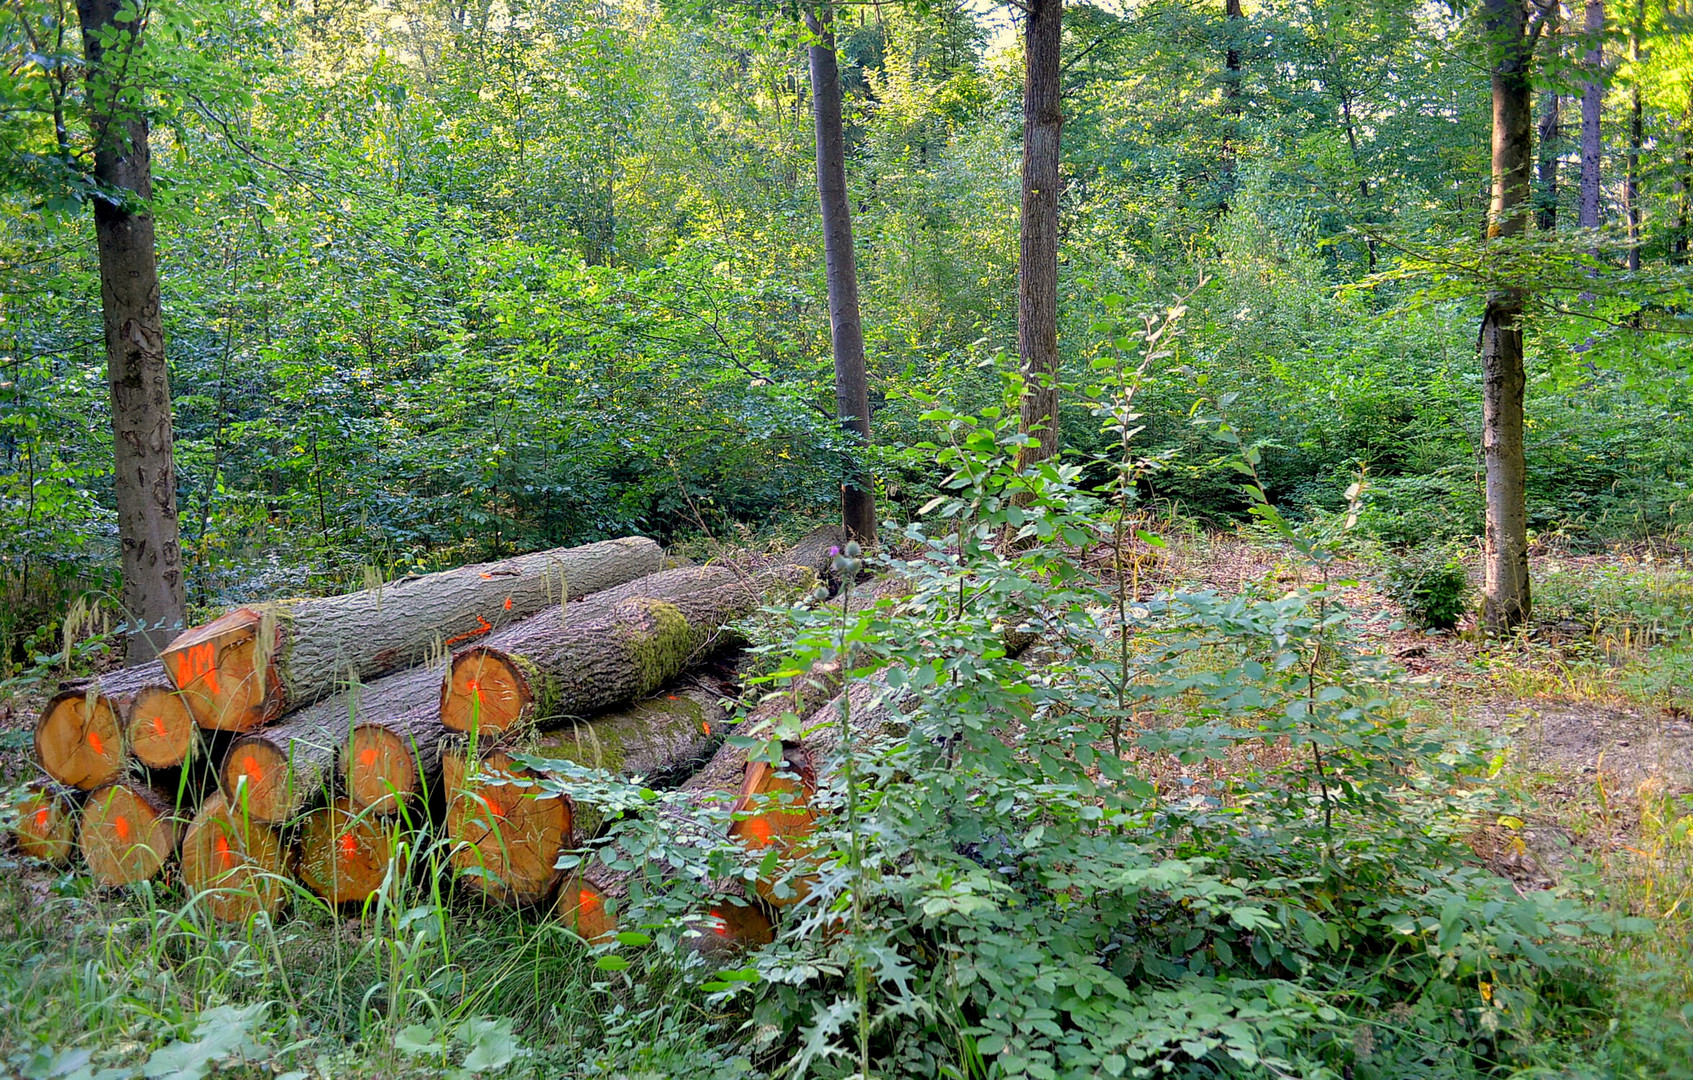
[36,690,126,791]
[79,782,180,887]
[442,648,530,736]
[295,798,398,904]
[554,875,618,942]
[181,793,288,922]
[689,900,778,955]
[345,724,422,813]
[160,608,279,732]
[445,747,570,905]
[220,739,298,824]
[734,758,820,909]
[15,786,79,864]
[125,686,197,770]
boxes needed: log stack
[8,526,918,962]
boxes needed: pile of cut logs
[13,528,884,952]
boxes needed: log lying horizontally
[344,701,446,816]
[295,798,403,905]
[14,782,81,864]
[442,564,812,737]
[181,792,289,922]
[222,663,447,825]
[162,537,664,732]
[35,662,189,789]
[443,740,573,905]
[79,780,184,887]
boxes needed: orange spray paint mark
[577,889,599,912]
[503,596,513,611]
[708,909,729,935]
[152,716,168,738]
[444,616,495,648]
[480,572,494,579]
[113,816,131,843]
[702,721,711,736]
[742,816,773,847]
[216,834,233,869]
[33,806,50,830]
[242,755,262,783]
[358,747,378,767]
[175,641,219,695]
[87,730,105,756]
[339,833,358,859]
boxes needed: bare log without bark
[181,792,288,921]
[296,797,404,904]
[162,537,663,732]
[79,780,183,887]
[442,565,812,737]
[443,740,573,905]
[345,703,447,816]
[36,662,184,788]
[15,782,81,864]
[222,663,447,824]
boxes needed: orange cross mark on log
[339,833,358,859]
[444,615,494,648]
[174,641,219,695]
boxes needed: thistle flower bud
[843,540,862,558]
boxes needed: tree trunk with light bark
[1015,0,1064,478]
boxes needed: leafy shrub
[1381,544,1472,631]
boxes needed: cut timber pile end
[345,704,444,815]
[15,783,81,864]
[296,798,401,904]
[79,781,182,887]
[36,661,182,789]
[162,536,664,732]
[554,863,774,954]
[443,742,572,905]
[181,793,288,922]
[223,663,446,824]
[442,564,813,736]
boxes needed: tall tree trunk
[1623,0,1642,272]
[1015,0,1063,478]
[1221,0,1243,200]
[805,6,876,543]
[1578,0,1604,234]
[1536,89,1562,231]
[1676,100,1692,265]
[1480,0,1534,633]
[77,0,186,663]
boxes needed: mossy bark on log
[15,782,81,864]
[161,537,663,732]
[442,565,812,737]
[181,792,288,922]
[79,780,183,887]
[295,797,402,905]
[222,663,446,824]
[36,662,176,789]
[344,704,446,815]
[442,740,572,905]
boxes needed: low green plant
[1381,544,1472,631]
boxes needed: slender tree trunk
[1578,0,1604,234]
[1015,0,1063,478]
[1221,0,1243,200]
[1480,0,1534,633]
[1676,100,1692,265]
[1536,90,1562,231]
[77,0,186,663]
[1623,0,1642,272]
[805,6,876,543]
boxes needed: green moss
[619,598,696,696]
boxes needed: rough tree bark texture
[1677,101,1692,265]
[1481,0,1534,632]
[1624,1,1642,273]
[162,536,661,731]
[1579,0,1604,234]
[1015,0,1064,478]
[77,0,186,663]
[1222,0,1243,196]
[222,661,447,824]
[805,7,876,543]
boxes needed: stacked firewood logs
[11,527,910,955]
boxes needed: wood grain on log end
[125,686,198,770]
[36,690,126,791]
[15,783,80,864]
[295,797,398,904]
[221,736,310,824]
[346,723,425,813]
[687,898,778,956]
[160,607,282,732]
[734,753,821,908]
[444,746,571,905]
[181,792,288,921]
[79,781,181,887]
[442,646,530,736]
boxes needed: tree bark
[1676,100,1692,265]
[1623,0,1642,272]
[1536,90,1562,232]
[1481,0,1534,633]
[1578,0,1604,234]
[1221,0,1243,200]
[1015,0,1064,478]
[77,0,186,664]
[441,564,813,736]
[805,7,876,544]
[162,536,661,732]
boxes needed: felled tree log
[295,797,403,905]
[344,703,446,816]
[181,792,288,922]
[14,782,81,864]
[442,741,572,906]
[79,780,184,887]
[222,663,446,824]
[442,565,812,737]
[161,537,663,732]
[36,662,186,789]
[553,860,776,955]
